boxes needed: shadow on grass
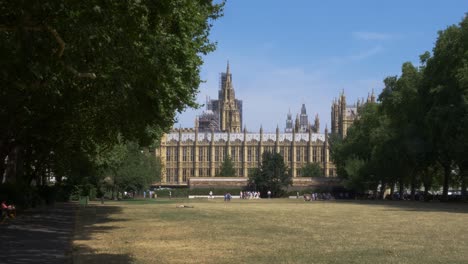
[72,244,135,264]
[0,203,76,264]
[334,200,468,214]
[74,205,127,240]
[73,204,134,263]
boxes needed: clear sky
[176,0,467,133]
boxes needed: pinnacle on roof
[371,88,376,102]
[226,60,230,75]
[301,104,307,115]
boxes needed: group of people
[240,191,261,199]
[303,192,335,201]
[1,200,16,220]
[143,190,158,199]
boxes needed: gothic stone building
[156,126,333,186]
[331,90,376,138]
[197,62,242,133]
[155,63,371,187]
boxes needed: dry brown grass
[72,199,468,264]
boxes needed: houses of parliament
[155,62,376,186]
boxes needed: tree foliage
[218,155,235,177]
[98,141,161,198]
[330,14,468,200]
[300,163,322,177]
[248,152,291,197]
[0,1,224,196]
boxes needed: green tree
[379,62,428,199]
[218,155,235,177]
[329,103,382,192]
[248,152,291,197]
[300,163,322,177]
[0,1,224,191]
[98,141,161,199]
[420,15,468,199]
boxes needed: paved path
[0,203,77,264]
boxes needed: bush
[70,184,97,201]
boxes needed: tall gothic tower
[285,109,293,132]
[299,104,309,132]
[219,62,241,132]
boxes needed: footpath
[0,203,77,264]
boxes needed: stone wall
[177,177,343,190]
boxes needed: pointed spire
[260,125,263,133]
[226,60,230,75]
[243,125,247,133]
[371,88,376,103]
[276,124,280,134]
[223,60,232,90]
[314,114,320,133]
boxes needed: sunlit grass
[73,199,468,264]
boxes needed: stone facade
[286,104,320,133]
[197,62,242,133]
[331,90,376,138]
[156,126,334,186]
[155,64,374,187]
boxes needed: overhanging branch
[1,24,96,79]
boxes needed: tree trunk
[379,181,386,200]
[423,178,431,199]
[399,180,404,200]
[460,165,468,202]
[0,153,5,184]
[390,182,395,197]
[4,145,24,184]
[111,184,115,200]
[410,174,416,201]
[0,140,7,183]
[442,163,450,201]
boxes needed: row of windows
[166,168,178,183]
[167,167,333,180]
[166,147,178,162]
[167,146,324,163]
[198,148,210,162]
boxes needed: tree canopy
[330,14,468,200]
[97,141,161,199]
[248,152,291,197]
[300,163,322,177]
[0,1,224,203]
[218,155,235,177]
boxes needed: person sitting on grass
[1,200,16,219]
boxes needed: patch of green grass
[73,199,468,264]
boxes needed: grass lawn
[72,199,468,264]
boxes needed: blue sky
[176,0,467,132]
